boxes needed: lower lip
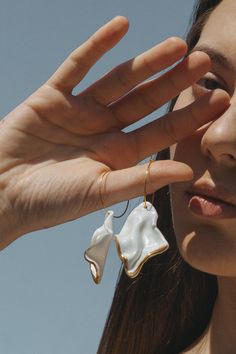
[186,193,236,219]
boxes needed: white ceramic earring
[84,159,169,283]
[114,159,169,278]
[84,210,114,284]
[115,200,169,278]
[84,171,129,284]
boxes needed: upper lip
[186,180,236,207]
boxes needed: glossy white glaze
[115,201,169,277]
[84,210,114,284]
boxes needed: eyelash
[196,76,226,91]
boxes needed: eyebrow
[190,45,235,72]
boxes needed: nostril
[206,148,213,160]
[226,154,236,162]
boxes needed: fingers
[109,51,211,128]
[128,89,230,162]
[46,16,129,93]
[100,160,193,208]
[81,36,187,104]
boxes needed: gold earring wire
[144,159,155,208]
[99,170,129,219]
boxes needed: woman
[0,0,233,352]
[98,1,235,353]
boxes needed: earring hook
[144,159,155,208]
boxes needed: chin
[173,223,236,277]
[170,185,236,277]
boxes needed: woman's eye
[192,75,228,98]
[196,77,226,91]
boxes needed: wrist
[0,202,24,251]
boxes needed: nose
[200,104,236,165]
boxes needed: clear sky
[1,1,195,353]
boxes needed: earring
[84,159,169,283]
[114,159,169,278]
[84,209,114,284]
[84,170,129,284]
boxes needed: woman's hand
[0,16,229,249]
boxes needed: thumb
[101,160,193,207]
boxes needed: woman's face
[170,0,236,276]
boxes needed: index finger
[46,16,129,92]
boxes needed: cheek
[170,147,236,277]
[170,133,202,170]
[169,98,236,277]
[171,200,236,277]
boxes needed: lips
[186,182,236,207]
[185,180,236,219]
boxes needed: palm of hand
[1,83,136,236]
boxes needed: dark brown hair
[98,1,222,353]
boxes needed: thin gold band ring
[99,158,155,217]
[99,170,129,218]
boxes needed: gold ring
[99,170,129,218]
[144,159,155,208]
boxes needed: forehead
[197,0,236,56]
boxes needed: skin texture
[0,16,229,250]
[170,1,236,352]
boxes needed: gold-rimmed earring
[114,159,169,278]
[84,170,129,284]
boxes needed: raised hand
[0,16,229,249]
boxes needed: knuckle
[142,55,157,75]
[187,103,200,126]
[161,114,180,144]
[89,36,107,55]
[69,52,90,73]
[167,70,183,92]
[140,91,157,111]
[127,131,141,163]
[114,65,134,89]
[110,109,126,130]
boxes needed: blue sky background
[1,1,195,353]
